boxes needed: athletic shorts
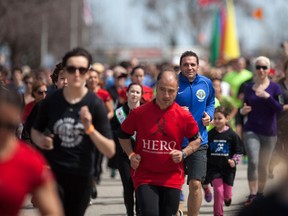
[184,144,208,184]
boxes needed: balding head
[156,70,178,110]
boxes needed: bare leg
[188,179,202,216]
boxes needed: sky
[89,0,288,56]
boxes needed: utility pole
[70,0,79,49]
[40,13,48,67]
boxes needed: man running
[118,70,201,216]
[175,51,215,216]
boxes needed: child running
[206,106,242,216]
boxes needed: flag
[252,8,263,20]
[198,0,220,7]
[210,0,240,66]
[223,0,240,61]
[83,0,93,26]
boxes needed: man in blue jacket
[175,51,215,216]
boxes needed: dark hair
[12,67,22,76]
[119,61,132,70]
[127,82,143,95]
[0,87,23,111]
[62,47,92,67]
[156,69,178,85]
[23,74,33,83]
[179,51,199,66]
[131,65,145,76]
[51,62,64,84]
[214,106,230,117]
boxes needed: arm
[182,134,202,157]
[32,180,64,216]
[80,106,115,158]
[205,80,216,121]
[105,99,114,120]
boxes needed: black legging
[118,152,140,216]
[54,170,92,216]
[136,184,180,216]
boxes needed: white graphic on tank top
[53,117,84,148]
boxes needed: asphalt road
[20,161,286,216]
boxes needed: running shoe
[91,182,98,199]
[224,198,232,206]
[204,187,213,203]
[180,190,185,202]
[256,193,264,201]
[244,194,257,206]
[178,209,184,216]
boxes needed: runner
[118,70,201,216]
[206,106,242,216]
[120,65,154,104]
[175,51,215,216]
[49,62,68,91]
[0,87,63,216]
[111,83,143,216]
[31,47,115,216]
[240,56,283,205]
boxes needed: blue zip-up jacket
[175,73,215,147]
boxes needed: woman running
[111,83,143,216]
[31,47,115,216]
[0,88,63,216]
[240,56,283,205]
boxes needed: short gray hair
[254,56,271,69]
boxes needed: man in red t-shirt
[118,70,201,216]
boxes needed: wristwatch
[182,150,187,160]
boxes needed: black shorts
[206,167,236,186]
[184,144,208,184]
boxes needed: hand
[228,159,236,168]
[255,90,270,99]
[169,150,183,163]
[202,112,211,126]
[130,154,141,170]
[240,103,252,115]
[38,134,54,150]
[80,106,92,131]
[182,106,189,112]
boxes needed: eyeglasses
[37,90,47,95]
[255,65,268,70]
[0,120,18,132]
[66,66,89,75]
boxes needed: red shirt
[95,88,112,103]
[121,101,199,190]
[23,101,36,123]
[120,85,154,104]
[0,141,52,216]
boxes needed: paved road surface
[20,161,286,216]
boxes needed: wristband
[128,152,136,160]
[85,124,95,135]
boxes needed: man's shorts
[184,144,208,184]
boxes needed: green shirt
[223,69,253,107]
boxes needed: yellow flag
[223,0,240,61]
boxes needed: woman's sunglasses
[66,66,90,75]
[37,90,47,95]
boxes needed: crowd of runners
[0,48,287,216]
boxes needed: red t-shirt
[95,88,112,103]
[0,141,52,216]
[121,101,199,190]
[119,85,154,104]
[22,101,36,123]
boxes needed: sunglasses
[0,120,18,132]
[37,90,47,95]
[255,65,268,70]
[66,66,89,75]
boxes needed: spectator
[23,74,34,105]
